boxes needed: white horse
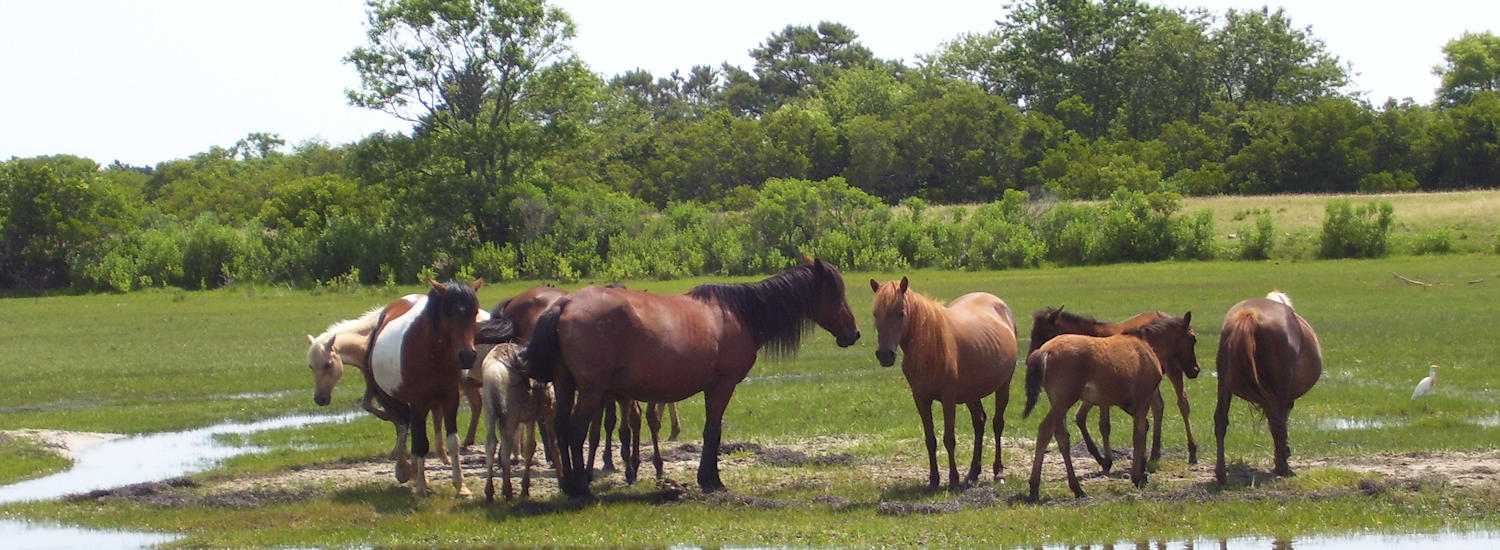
[481,343,560,502]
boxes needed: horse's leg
[913,396,940,489]
[462,381,482,447]
[1132,401,1150,488]
[622,400,642,485]
[1268,405,1294,477]
[603,400,618,471]
[444,392,469,498]
[992,382,1010,481]
[521,420,537,499]
[646,402,665,480]
[410,406,431,496]
[941,400,961,489]
[1213,381,1233,485]
[1098,406,1115,473]
[1168,372,1197,464]
[586,402,602,472]
[551,377,581,497]
[567,389,606,497]
[697,384,738,493]
[667,402,682,442]
[432,412,448,464]
[482,392,500,503]
[964,400,986,485]
[1054,412,1084,498]
[1028,406,1060,501]
[1150,390,1165,464]
[392,407,412,484]
[1075,404,1108,472]
[361,384,394,421]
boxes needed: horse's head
[428,278,484,369]
[869,276,912,367]
[806,257,860,348]
[306,333,344,406]
[1145,312,1200,379]
[1026,306,1068,357]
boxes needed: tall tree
[345,0,593,244]
[1211,7,1347,106]
[750,22,879,111]
[1434,31,1500,107]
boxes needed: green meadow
[2,254,1499,548]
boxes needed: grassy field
[3,253,1500,548]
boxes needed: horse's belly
[371,296,427,397]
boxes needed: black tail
[1022,350,1047,419]
[520,300,566,383]
[474,314,516,345]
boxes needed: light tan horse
[1214,291,1322,484]
[1022,313,1198,500]
[480,343,560,502]
[306,299,483,462]
[870,277,1018,489]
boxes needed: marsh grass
[0,437,70,485]
[3,255,1500,547]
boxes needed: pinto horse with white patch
[364,279,483,497]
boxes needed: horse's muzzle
[1186,366,1202,379]
[837,330,860,348]
[875,348,896,367]
[457,348,478,370]
[313,391,331,407]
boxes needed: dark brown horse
[870,277,1017,489]
[1028,307,1203,469]
[1022,313,1198,500]
[364,279,482,497]
[1214,291,1322,483]
[523,258,861,497]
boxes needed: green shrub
[1413,229,1454,255]
[1318,199,1395,259]
[465,242,520,282]
[1238,215,1276,260]
[1174,209,1217,260]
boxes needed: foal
[871,277,1018,489]
[1023,313,1198,500]
[481,343,560,502]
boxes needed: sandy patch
[1,429,124,460]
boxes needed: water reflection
[0,411,359,549]
[1039,531,1500,550]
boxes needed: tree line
[4,0,1499,292]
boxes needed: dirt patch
[1,428,123,459]
[19,428,1500,511]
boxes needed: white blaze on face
[372,294,427,396]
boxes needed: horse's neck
[904,296,954,364]
[329,325,375,369]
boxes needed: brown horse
[1022,313,1198,500]
[523,258,860,497]
[1214,291,1322,483]
[476,285,682,482]
[870,277,1017,489]
[1028,307,1203,469]
[364,279,482,497]
[306,299,484,461]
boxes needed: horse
[480,342,560,502]
[306,300,485,462]
[869,276,1018,489]
[1214,291,1322,484]
[364,279,483,497]
[1028,307,1203,470]
[476,285,683,481]
[523,258,860,497]
[1022,313,1198,500]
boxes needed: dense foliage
[2,0,1493,291]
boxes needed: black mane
[1032,306,1106,328]
[426,280,478,332]
[687,261,834,359]
[1124,315,1185,338]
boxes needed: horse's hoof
[395,463,412,484]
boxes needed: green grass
[3,255,1500,547]
[0,437,71,485]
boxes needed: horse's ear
[471,278,484,291]
[1182,311,1192,327]
[306,334,316,345]
[800,254,814,265]
[869,279,880,293]
[429,279,444,292]
[898,276,909,293]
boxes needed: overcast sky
[2,0,1494,166]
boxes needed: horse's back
[1038,333,1160,407]
[945,292,1019,380]
[556,286,732,402]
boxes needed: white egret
[1411,364,1439,400]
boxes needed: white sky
[1,0,1495,166]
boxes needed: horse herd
[304,258,1322,503]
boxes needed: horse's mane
[687,262,830,359]
[320,304,385,340]
[1032,306,1106,328]
[879,288,954,373]
[426,281,479,332]
[1123,315,1186,339]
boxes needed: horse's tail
[475,313,516,345]
[1222,309,1276,413]
[1022,349,1048,419]
[520,299,567,383]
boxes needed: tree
[345,0,594,244]
[1211,7,1347,106]
[750,22,880,110]
[0,156,135,289]
[1434,32,1500,107]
